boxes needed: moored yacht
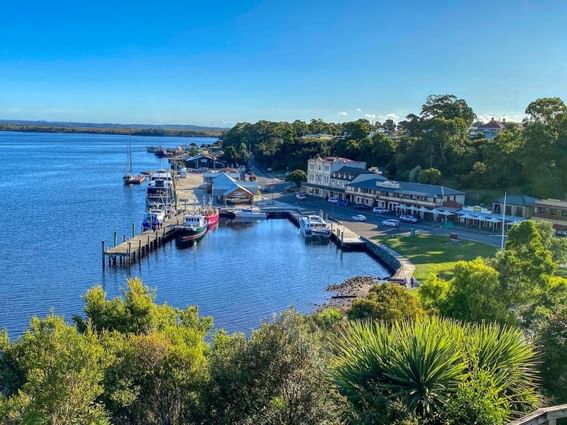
[300,215,331,238]
[233,207,267,219]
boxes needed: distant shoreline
[0,125,224,138]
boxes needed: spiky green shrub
[330,317,540,424]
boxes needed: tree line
[221,95,567,198]
[1,220,567,424]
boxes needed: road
[273,193,503,247]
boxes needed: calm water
[0,132,388,336]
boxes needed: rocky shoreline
[324,276,384,311]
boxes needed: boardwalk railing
[509,404,567,425]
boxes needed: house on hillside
[470,119,507,139]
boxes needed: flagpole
[500,192,507,250]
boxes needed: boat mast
[128,133,133,174]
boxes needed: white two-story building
[303,156,366,199]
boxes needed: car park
[373,207,390,214]
[352,214,367,222]
[381,219,400,228]
[399,214,418,223]
[354,203,371,210]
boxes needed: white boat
[233,207,267,219]
[142,208,166,231]
[300,215,331,238]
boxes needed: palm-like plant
[330,317,540,423]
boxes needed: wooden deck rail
[509,404,567,425]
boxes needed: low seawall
[361,237,416,287]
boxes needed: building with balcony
[303,156,366,199]
[532,199,567,230]
[345,177,465,211]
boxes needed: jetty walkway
[102,212,184,267]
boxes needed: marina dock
[102,212,184,267]
[329,222,366,249]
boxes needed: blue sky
[1,0,566,127]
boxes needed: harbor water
[0,132,389,337]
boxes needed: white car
[373,207,390,214]
[296,193,307,200]
[328,198,339,205]
[382,219,400,228]
[399,214,418,223]
[352,214,367,222]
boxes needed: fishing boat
[154,147,168,158]
[233,207,267,220]
[300,215,331,238]
[175,213,208,246]
[146,170,176,210]
[142,209,166,231]
[204,207,220,227]
[123,135,146,184]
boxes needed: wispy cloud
[378,113,401,122]
[3,107,22,114]
[338,111,348,117]
[364,113,376,122]
[355,107,362,113]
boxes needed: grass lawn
[375,233,498,283]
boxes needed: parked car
[354,203,371,210]
[399,214,418,223]
[381,219,400,228]
[328,198,339,205]
[373,207,390,214]
[352,214,367,222]
[296,193,307,200]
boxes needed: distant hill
[0,119,228,138]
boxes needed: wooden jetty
[102,213,183,267]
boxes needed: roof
[349,178,465,196]
[211,172,258,196]
[331,166,372,180]
[535,199,567,208]
[494,195,537,206]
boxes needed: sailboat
[123,134,145,185]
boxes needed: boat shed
[211,173,258,204]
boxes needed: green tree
[348,283,424,321]
[75,278,212,335]
[343,119,371,141]
[197,310,342,424]
[419,168,442,184]
[0,316,108,424]
[443,259,512,325]
[525,97,567,125]
[381,119,397,133]
[286,169,307,187]
[536,306,567,404]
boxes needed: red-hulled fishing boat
[204,208,219,227]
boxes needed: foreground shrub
[331,317,540,424]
